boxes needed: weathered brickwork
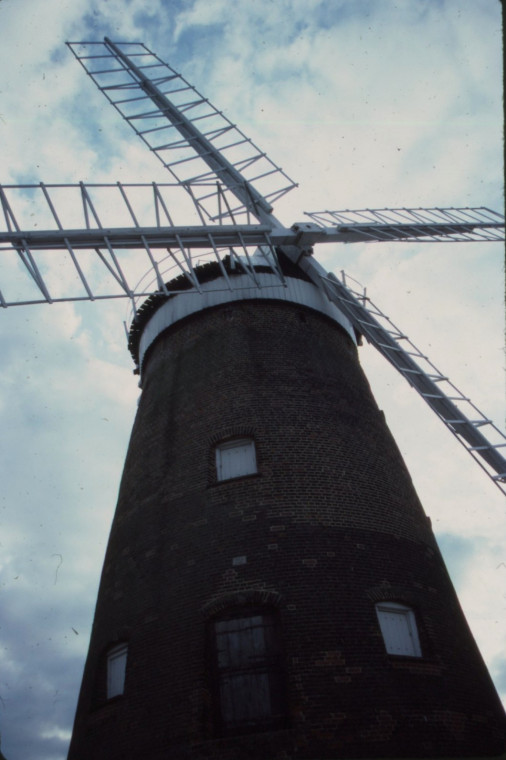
[68,295,506,759]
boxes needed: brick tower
[67,258,506,759]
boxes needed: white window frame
[215,438,257,482]
[107,643,128,698]
[375,602,422,657]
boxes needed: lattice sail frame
[67,39,297,224]
[330,272,506,492]
[0,181,283,309]
[305,207,505,243]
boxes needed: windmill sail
[0,181,282,307]
[325,272,506,493]
[304,206,505,243]
[66,39,297,224]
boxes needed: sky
[0,1,504,758]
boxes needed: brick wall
[68,299,506,759]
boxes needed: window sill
[388,657,442,675]
[208,472,261,488]
[87,695,125,722]
[209,722,290,741]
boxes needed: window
[215,438,257,481]
[211,611,285,733]
[375,602,422,657]
[107,643,128,698]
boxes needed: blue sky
[0,1,504,758]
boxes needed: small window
[211,611,285,733]
[216,438,257,481]
[375,602,422,657]
[107,643,128,698]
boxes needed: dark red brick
[68,295,506,759]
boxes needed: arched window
[106,643,128,698]
[210,610,286,734]
[215,438,257,481]
[375,602,422,657]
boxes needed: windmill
[1,39,505,759]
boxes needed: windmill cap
[129,253,356,377]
